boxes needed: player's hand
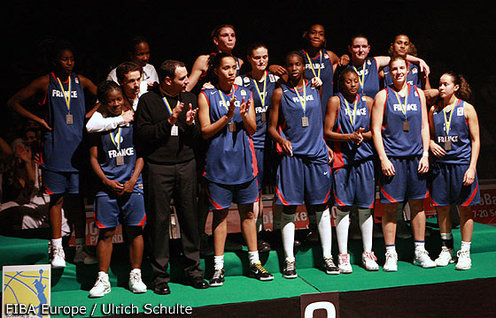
[327,145,334,163]
[104,179,124,193]
[463,167,476,186]
[281,139,293,157]
[381,158,395,176]
[311,77,323,88]
[239,97,249,118]
[351,127,365,145]
[226,96,236,120]
[38,118,52,131]
[185,103,198,126]
[119,180,136,195]
[268,64,287,77]
[429,140,445,158]
[168,102,185,125]
[418,156,429,174]
[339,54,350,66]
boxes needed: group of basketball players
[7,23,480,297]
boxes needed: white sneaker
[74,248,98,265]
[435,247,455,267]
[413,249,436,268]
[362,251,379,271]
[338,253,353,273]
[51,247,66,269]
[89,272,111,297]
[455,250,472,270]
[129,269,147,293]
[383,251,398,272]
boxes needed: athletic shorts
[379,156,428,203]
[42,169,79,195]
[94,192,146,228]
[429,162,481,206]
[275,155,331,206]
[206,178,258,210]
[333,159,375,209]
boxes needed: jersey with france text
[42,72,86,172]
[382,84,424,157]
[279,80,328,162]
[201,85,258,185]
[432,100,472,164]
[341,57,381,98]
[239,71,277,148]
[96,124,143,196]
[383,62,422,88]
[331,93,374,169]
[301,49,334,114]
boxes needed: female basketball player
[268,51,336,278]
[371,56,436,271]
[324,68,379,273]
[198,53,273,286]
[429,72,480,270]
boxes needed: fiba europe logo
[2,265,51,318]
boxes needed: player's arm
[8,75,52,130]
[268,87,292,156]
[464,102,480,185]
[122,157,144,194]
[362,96,374,140]
[240,96,256,135]
[186,55,209,92]
[428,105,446,158]
[371,90,395,176]
[418,89,430,174]
[198,92,235,139]
[89,134,123,194]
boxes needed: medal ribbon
[352,61,366,89]
[294,82,307,114]
[344,94,358,128]
[218,88,233,112]
[443,98,458,136]
[110,127,122,151]
[252,71,267,107]
[393,86,409,120]
[56,76,72,112]
[304,50,322,79]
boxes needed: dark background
[2,0,495,177]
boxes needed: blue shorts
[429,162,481,206]
[206,178,259,210]
[275,155,331,206]
[333,159,375,209]
[42,169,79,195]
[379,156,428,203]
[94,192,146,228]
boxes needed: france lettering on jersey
[432,100,472,164]
[239,71,277,149]
[97,124,143,196]
[341,57,380,98]
[382,84,423,157]
[42,72,86,172]
[331,93,374,169]
[280,80,328,161]
[383,62,421,88]
[301,49,334,113]
[201,85,258,185]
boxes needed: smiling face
[348,37,370,63]
[306,24,326,49]
[104,88,125,116]
[214,26,236,52]
[248,46,269,72]
[389,57,408,85]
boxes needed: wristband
[422,151,429,158]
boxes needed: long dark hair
[443,71,472,102]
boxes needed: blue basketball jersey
[383,62,422,88]
[331,93,374,169]
[431,100,472,164]
[279,80,328,162]
[96,124,143,195]
[382,84,423,157]
[301,49,334,113]
[239,71,277,149]
[201,85,258,185]
[42,72,86,172]
[342,57,381,98]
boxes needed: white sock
[316,208,332,259]
[385,245,396,254]
[281,212,296,260]
[440,232,453,240]
[98,271,109,279]
[358,208,373,252]
[130,268,141,274]
[248,251,260,265]
[461,241,471,252]
[51,238,63,249]
[335,208,350,254]
[414,240,426,251]
[214,255,224,270]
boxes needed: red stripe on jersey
[380,186,398,203]
[275,186,290,206]
[461,182,478,207]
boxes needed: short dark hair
[116,61,142,83]
[158,60,185,82]
[97,80,122,103]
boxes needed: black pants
[143,159,202,284]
